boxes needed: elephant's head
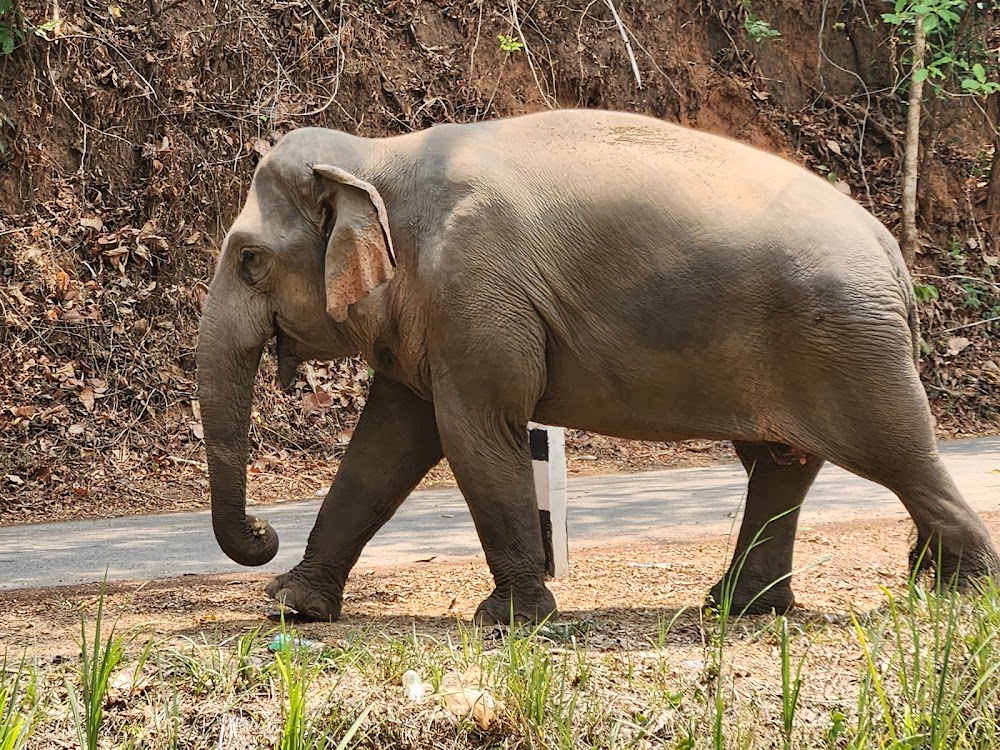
[196,129,396,566]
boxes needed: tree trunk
[901,15,926,267]
[985,92,1000,238]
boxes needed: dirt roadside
[5,509,999,659]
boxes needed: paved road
[1,437,998,591]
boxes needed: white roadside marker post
[528,423,568,578]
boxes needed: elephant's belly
[531,354,767,444]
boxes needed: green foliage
[498,34,523,53]
[777,617,806,750]
[272,621,370,750]
[0,655,36,750]
[741,0,781,44]
[850,575,1000,748]
[0,0,21,55]
[914,281,940,302]
[744,14,781,44]
[0,0,57,55]
[881,0,1000,97]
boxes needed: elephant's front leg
[266,375,443,620]
[433,392,556,624]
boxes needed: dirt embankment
[1,0,998,524]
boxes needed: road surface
[1,437,998,590]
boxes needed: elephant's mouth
[275,326,304,391]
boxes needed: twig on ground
[937,316,1000,335]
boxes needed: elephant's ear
[312,164,397,323]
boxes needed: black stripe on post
[529,428,549,461]
[538,509,555,579]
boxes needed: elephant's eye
[238,246,271,287]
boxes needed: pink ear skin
[312,164,397,323]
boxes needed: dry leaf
[301,391,333,415]
[79,386,96,411]
[190,421,204,440]
[54,270,70,295]
[437,673,498,730]
[946,336,971,355]
[109,665,150,698]
[826,139,842,155]
[79,217,104,231]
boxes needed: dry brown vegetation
[1,0,999,526]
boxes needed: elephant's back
[424,110,881,263]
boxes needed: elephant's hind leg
[709,441,824,615]
[794,339,998,589]
[819,433,997,588]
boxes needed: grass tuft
[66,580,128,750]
[0,653,37,750]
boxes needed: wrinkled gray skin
[197,109,999,623]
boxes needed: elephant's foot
[474,582,558,625]
[265,570,344,622]
[706,575,795,617]
[909,534,999,591]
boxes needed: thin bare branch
[604,0,642,90]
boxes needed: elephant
[197,108,999,623]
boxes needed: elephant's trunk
[196,306,279,566]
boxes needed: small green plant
[826,706,848,746]
[741,0,781,44]
[66,582,128,750]
[0,0,22,55]
[0,0,55,54]
[498,33,523,53]
[913,281,940,303]
[273,621,368,750]
[777,617,806,750]
[0,654,36,750]
[274,629,312,750]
